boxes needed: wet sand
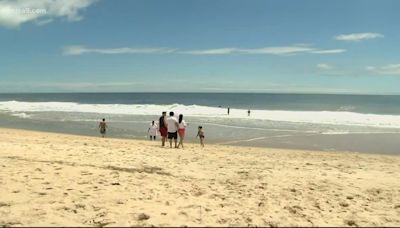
[0,128,399,226]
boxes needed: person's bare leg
[177,137,182,148]
[174,138,178,148]
[169,138,172,148]
[162,137,165,146]
[181,136,184,149]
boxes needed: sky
[0,0,400,94]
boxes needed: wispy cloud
[365,64,400,75]
[181,46,345,56]
[0,81,143,93]
[63,45,346,56]
[35,82,141,88]
[310,49,346,54]
[335,32,384,42]
[317,63,333,70]
[0,0,97,28]
[63,45,176,55]
[180,48,237,55]
[198,85,363,94]
[182,46,315,55]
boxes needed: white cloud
[180,46,345,56]
[181,48,237,55]
[35,18,53,26]
[0,0,97,28]
[335,32,384,42]
[62,45,346,56]
[198,85,362,94]
[310,49,346,54]
[63,45,176,55]
[365,66,375,71]
[239,46,315,55]
[35,82,141,88]
[366,64,400,75]
[317,63,333,70]
[0,81,144,92]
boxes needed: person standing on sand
[227,107,230,115]
[177,114,187,149]
[99,118,107,138]
[148,120,158,141]
[167,111,179,148]
[196,126,205,147]
[248,109,251,116]
[159,112,167,146]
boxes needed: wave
[10,112,32,119]
[1,100,400,128]
[337,105,355,112]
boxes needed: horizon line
[0,91,399,96]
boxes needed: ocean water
[0,93,400,154]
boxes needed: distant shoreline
[1,92,400,96]
[0,126,398,157]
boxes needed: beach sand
[0,128,399,227]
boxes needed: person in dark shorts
[99,118,107,138]
[159,112,168,146]
[197,126,205,147]
[166,111,179,148]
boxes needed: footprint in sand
[284,205,303,215]
[344,219,357,226]
[0,220,22,226]
[75,203,86,209]
[92,205,102,211]
[0,202,11,207]
[137,213,150,221]
[80,171,93,176]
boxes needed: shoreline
[1,128,400,226]
[1,126,399,156]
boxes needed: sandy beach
[0,128,399,226]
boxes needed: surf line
[217,133,318,145]
[205,122,317,133]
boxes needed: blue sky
[0,0,399,94]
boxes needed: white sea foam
[10,112,32,119]
[1,100,400,128]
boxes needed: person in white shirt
[177,114,187,149]
[166,111,179,148]
[148,120,158,141]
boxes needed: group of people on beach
[98,107,252,146]
[98,111,205,148]
[150,111,204,148]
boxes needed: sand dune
[0,128,400,226]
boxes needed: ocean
[1,93,400,154]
